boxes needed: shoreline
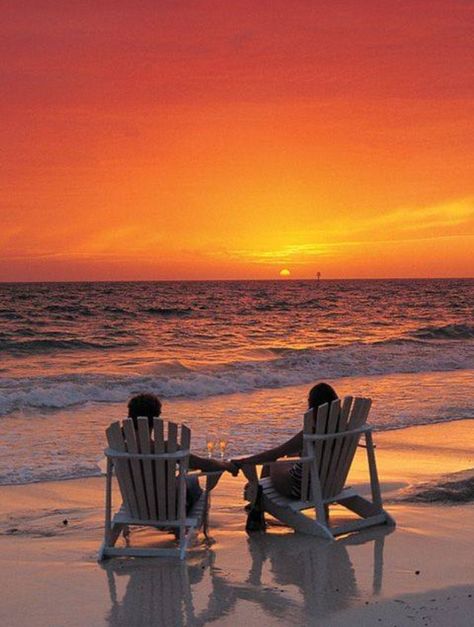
[1,419,474,625]
[1,369,472,486]
[1,413,472,489]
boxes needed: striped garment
[288,461,305,499]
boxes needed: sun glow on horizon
[0,2,473,281]
[279,269,291,278]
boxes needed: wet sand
[0,420,473,626]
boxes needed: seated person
[127,393,238,511]
[232,383,338,501]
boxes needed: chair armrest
[105,447,190,460]
[253,456,313,467]
[186,470,223,478]
[303,425,371,441]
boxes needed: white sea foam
[0,339,472,416]
[0,369,472,486]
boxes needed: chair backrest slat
[106,421,140,518]
[137,418,157,519]
[300,410,313,501]
[300,396,372,502]
[107,418,191,524]
[301,403,329,501]
[324,396,352,498]
[332,398,371,496]
[319,399,341,497]
[122,419,149,519]
[166,422,178,521]
[313,403,329,496]
[178,425,192,521]
[153,418,167,520]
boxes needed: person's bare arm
[189,453,238,476]
[232,431,303,467]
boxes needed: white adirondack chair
[257,397,395,539]
[98,418,218,560]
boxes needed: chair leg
[99,462,129,560]
[109,523,125,546]
[310,458,327,526]
[99,460,114,561]
[203,491,211,540]
[180,525,197,559]
[365,431,383,511]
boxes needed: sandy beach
[0,419,473,626]
[3,0,473,623]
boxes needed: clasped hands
[220,457,247,477]
[221,457,257,479]
[227,458,260,503]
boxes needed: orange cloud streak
[1,1,473,280]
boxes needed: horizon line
[0,276,473,285]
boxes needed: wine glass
[206,435,215,458]
[218,436,228,460]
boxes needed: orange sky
[1,0,473,280]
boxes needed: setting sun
[279,269,291,278]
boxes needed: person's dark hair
[308,382,338,410]
[127,393,162,429]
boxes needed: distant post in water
[316,272,321,283]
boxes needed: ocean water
[0,279,473,485]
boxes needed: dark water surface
[0,279,472,484]
[0,279,472,415]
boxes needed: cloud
[359,198,474,234]
[225,243,335,265]
[216,198,474,265]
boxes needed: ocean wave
[0,311,23,320]
[103,305,135,316]
[0,464,101,487]
[397,469,474,504]
[145,307,193,317]
[254,299,324,312]
[410,323,474,340]
[255,301,292,312]
[0,338,138,354]
[372,337,425,347]
[0,338,472,415]
[45,304,94,316]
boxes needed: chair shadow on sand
[102,525,394,626]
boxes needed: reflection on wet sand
[103,526,393,626]
[103,554,204,626]
[245,525,392,622]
